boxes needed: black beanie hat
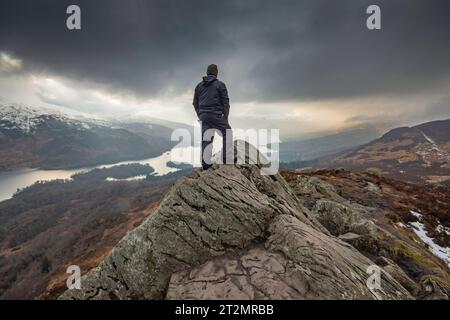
[207,64,218,76]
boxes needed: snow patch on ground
[410,210,422,220]
[409,210,450,267]
[421,132,440,152]
[396,222,407,228]
[415,130,450,166]
[436,224,450,236]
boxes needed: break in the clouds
[0,0,450,137]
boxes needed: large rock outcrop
[61,142,412,300]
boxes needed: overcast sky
[1,0,449,139]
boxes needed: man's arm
[218,82,230,119]
[193,85,200,117]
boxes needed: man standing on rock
[193,64,233,170]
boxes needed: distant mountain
[278,125,381,162]
[110,115,194,132]
[0,102,174,171]
[304,119,450,185]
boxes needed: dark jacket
[193,75,230,118]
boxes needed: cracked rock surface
[61,143,412,300]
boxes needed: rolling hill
[285,119,450,186]
[328,119,450,185]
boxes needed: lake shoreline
[0,146,196,203]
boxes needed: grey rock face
[312,200,378,237]
[167,213,412,300]
[293,175,379,239]
[375,257,420,295]
[418,276,450,300]
[293,175,346,209]
[312,200,359,236]
[60,143,411,300]
[266,215,409,299]
[166,245,306,300]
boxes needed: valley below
[0,163,191,299]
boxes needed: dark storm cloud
[1,0,449,102]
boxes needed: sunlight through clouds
[0,52,22,72]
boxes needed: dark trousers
[199,112,232,169]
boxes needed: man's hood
[202,75,217,87]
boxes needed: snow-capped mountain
[0,101,174,171]
[0,101,110,134]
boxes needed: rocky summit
[60,142,415,300]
